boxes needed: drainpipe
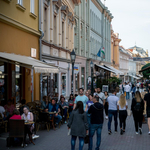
[39,0,44,101]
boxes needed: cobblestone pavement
[0,94,150,150]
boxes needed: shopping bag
[124,92,126,97]
[84,135,89,144]
[127,109,132,116]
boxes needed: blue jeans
[71,136,84,150]
[54,115,62,125]
[126,92,130,100]
[108,110,118,131]
[63,108,67,121]
[86,112,91,126]
[89,124,103,150]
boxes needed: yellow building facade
[0,0,40,104]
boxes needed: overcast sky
[104,0,150,56]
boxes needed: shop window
[61,73,66,96]
[0,62,7,104]
[15,65,22,104]
[42,75,48,97]
[81,67,85,89]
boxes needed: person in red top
[10,109,21,120]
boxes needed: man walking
[107,89,119,134]
[73,88,88,111]
[95,88,106,105]
[144,87,150,135]
[88,97,103,150]
[124,82,131,100]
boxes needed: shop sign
[31,48,36,58]
[0,79,4,86]
[74,64,79,74]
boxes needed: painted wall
[0,0,39,31]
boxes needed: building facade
[0,0,41,104]
[74,0,113,92]
[40,0,81,98]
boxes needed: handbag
[127,109,132,116]
[84,135,89,144]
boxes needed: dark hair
[93,97,99,102]
[104,91,109,96]
[23,106,30,111]
[69,94,74,100]
[7,99,12,103]
[75,94,78,97]
[89,94,93,97]
[112,89,117,94]
[60,97,65,101]
[13,109,20,115]
[21,99,26,105]
[75,101,84,114]
[78,88,84,91]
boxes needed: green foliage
[141,63,150,79]
[107,77,122,85]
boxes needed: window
[54,15,57,44]
[18,0,23,6]
[62,22,64,47]
[30,0,35,14]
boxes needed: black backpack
[134,101,142,111]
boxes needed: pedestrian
[122,82,125,94]
[85,94,94,125]
[88,97,103,150]
[132,84,136,98]
[104,91,109,119]
[144,87,150,135]
[131,91,144,134]
[95,88,106,105]
[107,89,119,134]
[124,82,131,100]
[73,88,88,111]
[67,101,88,150]
[68,94,74,116]
[141,82,144,92]
[117,94,128,135]
[85,91,89,99]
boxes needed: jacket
[48,103,59,112]
[67,109,88,137]
[131,98,144,113]
[124,85,131,92]
[88,102,104,124]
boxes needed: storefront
[0,52,59,106]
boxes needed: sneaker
[105,116,108,120]
[32,135,39,139]
[115,130,117,133]
[136,132,138,135]
[123,130,125,133]
[108,130,112,135]
[120,129,123,135]
[139,128,142,134]
[148,131,150,135]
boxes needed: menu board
[102,85,109,92]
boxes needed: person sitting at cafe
[0,100,6,120]
[48,98,62,127]
[4,99,15,118]
[10,109,21,120]
[59,97,68,124]
[19,99,26,115]
[41,96,49,111]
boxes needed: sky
[103,0,150,56]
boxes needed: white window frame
[18,0,23,6]
[30,0,35,14]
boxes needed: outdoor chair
[9,119,25,147]
[0,113,8,133]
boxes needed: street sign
[133,57,150,61]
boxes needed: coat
[67,109,88,137]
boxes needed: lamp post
[90,61,94,95]
[70,49,76,95]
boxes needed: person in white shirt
[124,83,131,100]
[117,94,128,135]
[107,89,119,134]
[95,88,106,105]
[0,100,5,119]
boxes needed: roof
[128,45,146,54]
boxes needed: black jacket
[88,102,103,124]
[131,98,144,113]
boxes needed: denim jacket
[48,103,59,112]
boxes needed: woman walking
[104,91,109,119]
[67,101,88,150]
[131,91,144,134]
[117,94,128,135]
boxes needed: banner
[74,64,79,74]
[133,57,150,61]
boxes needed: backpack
[134,101,142,111]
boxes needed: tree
[141,63,150,79]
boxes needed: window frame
[30,0,35,14]
[17,0,23,6]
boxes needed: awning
[95,64,116,74]
[139,66,150,72]
[104,65,124,75]
[0,52,59,73]
[136,74,143,78]
[128,74,140,80]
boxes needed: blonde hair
[135,91,141,102]
[119,94,126,108]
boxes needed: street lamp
[90,61,94,95]
[70,49,76,94]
